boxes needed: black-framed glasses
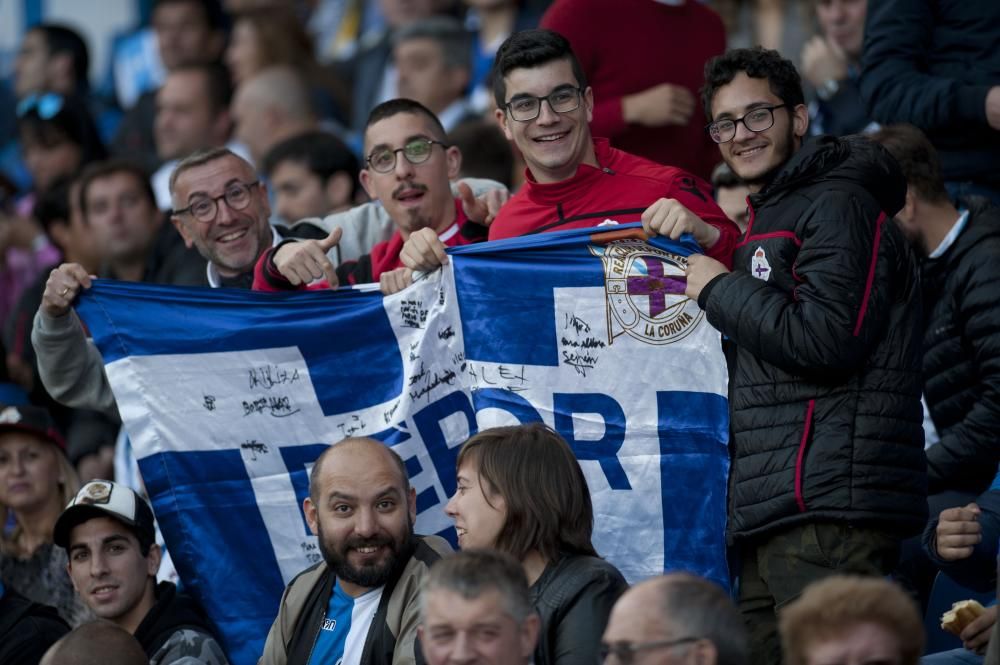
[505,86,584,122]
[16,93,64,119]
[172,181,260,222]
[706,104,788,143]
[600,637,700,664]
[366,138,448,174]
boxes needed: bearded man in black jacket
[675,47,927,665]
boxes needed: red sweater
[542,0,725,180]
[254,199,486,290]
[490,139,739,268]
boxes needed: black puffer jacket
[699,135,927,542]
[922,198,1000,494]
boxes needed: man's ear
[146,542,162,578]
[171,215,195,249]
[583,86,595,124]
[791,103,810,141]
[496,107,512,142]
[408,486,417,523]
[359,169,377,201]
[304,496,320,536]
[520,613,541,657]
[445,145,462,180]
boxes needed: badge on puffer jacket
[751,247,771,281]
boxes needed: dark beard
[738,122,796,191]
[317,516,413,589]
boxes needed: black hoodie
[699,135,928,542]
[133,581,224,662]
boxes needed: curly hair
[779,575,924,665]
[701,46,805,121]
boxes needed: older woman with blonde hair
[0,403,87,625]
[445,422,628,665]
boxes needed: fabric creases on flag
[74,224,731,665]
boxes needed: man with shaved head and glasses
[253,98,489,294]
[682,47,926,665]
[601,573,747,665]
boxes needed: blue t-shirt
[308,581,383,665]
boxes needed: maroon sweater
[542,0,725,181]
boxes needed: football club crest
[80,481,113,505]
[590,240,704,345]
[0,406,22,424]
[751,247,771,281]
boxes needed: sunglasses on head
[16,93,65,119]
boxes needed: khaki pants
[738,522,901,665]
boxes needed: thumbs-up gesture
[457,181,509,227]
[273,227,343,289]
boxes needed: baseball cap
[0,404,65,449]
[53,480,156,551]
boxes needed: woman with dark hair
[446,422,628,665]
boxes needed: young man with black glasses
[396,29,739,278]
[681,47,927,665]
[253,98,489,293]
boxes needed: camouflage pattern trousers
[737,521,901,665]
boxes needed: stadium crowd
[1,0,1000,664]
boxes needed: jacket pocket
[794,399,816,513]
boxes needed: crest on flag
[591,239,703,345]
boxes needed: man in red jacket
[254,98,491,293]
[398,29,739,277]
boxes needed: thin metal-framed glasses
[504,86,584,122]
[706,104,788,143]
[600,637,700,664]
[172,181,260,222]
[366,138,448,173]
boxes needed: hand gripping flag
[74,225,730,665]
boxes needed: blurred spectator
[0,404,88,627]
[40,620,146,665]
[151,64,240,209]
[0,584,69,665]
[713,0,786,52]
[111,0,227,174]
[801,0,874,136]
[462,0,541,113]
[711,162,750,232]
[79,160,205,285]
[871,124,1000,498]
[602,573,749,665]
[18,94,107,198]
[394,16,477,132]
[779,576,924,665]
[231,67,319,166]
[448,119,514,188]
[336,0,437,130]
[542,0,725,180]
[261,130,360,224]
[860,0,1000,205]
[225,8,349,125]
[5,95,106,328]
[4,178,98,417]
[13,25,90,101]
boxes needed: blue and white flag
[75,225,730,665]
